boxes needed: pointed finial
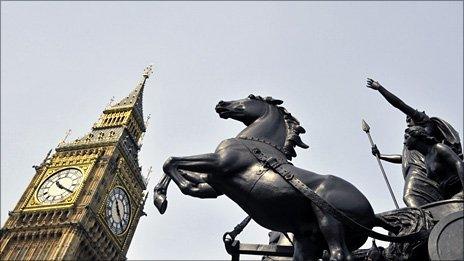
[60,129,72,144]
[361,119,370,133]
[137,115,151,148]
[33,149,53,170]
[44,149,52,162]
[137,64,154,89]
[145,114,151,128]
[142,63,154,79]
[107,96,115,107]
[145,166,153,185]
[140,191,150,216]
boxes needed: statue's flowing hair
[248,94,309,160]
[405,126,438,144]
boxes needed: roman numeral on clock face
[36,168,83,204]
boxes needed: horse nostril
[218,100,228,106]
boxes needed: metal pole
[362,120,400,209]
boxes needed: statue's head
[215,94,282,125]
[405,111,427,127]
[404,126,438,150]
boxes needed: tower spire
[61,65,153,152]
[109,64,153,111]
[1,66,152,260]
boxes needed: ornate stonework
[0,65,153,260]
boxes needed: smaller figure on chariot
[366,78,463,207]
[404,126,464,200]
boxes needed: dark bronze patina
[152,87,463,260]
[153,94,430,261]
[367,78,463,207]
[403,126,464,199]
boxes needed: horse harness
[233,137,430,243]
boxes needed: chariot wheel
[428,211,463,261]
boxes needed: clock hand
[115,200,122,219]
[115,201,126,228]
[56,181,73,193]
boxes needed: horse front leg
[154,153,223,214]
[164,153,224,195]
[153,173,171,214]
[153,172,216,213]
[154,152,228,213]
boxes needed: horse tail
[368,214,431,243]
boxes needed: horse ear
[264,96,283,105]
[295,136,309,149]
[295,126,306,134]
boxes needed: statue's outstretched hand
[367,78,382,90]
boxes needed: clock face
[105,187,131,235]
[37,168,83,204]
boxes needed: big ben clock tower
[0,65,153,260]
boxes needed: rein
[238,138,430,243]
[238,136,286,155]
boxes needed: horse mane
[248,94,309,160]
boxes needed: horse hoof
[153,193,168,214]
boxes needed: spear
[362,119,399,209]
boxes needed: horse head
[215,94,281,126]
[216,94,308,160]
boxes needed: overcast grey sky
[1,2,462,260]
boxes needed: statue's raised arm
[366,78,428,124]
[366,78,462,157]
[366,77,463,208]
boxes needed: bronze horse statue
[154,95,378,261]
